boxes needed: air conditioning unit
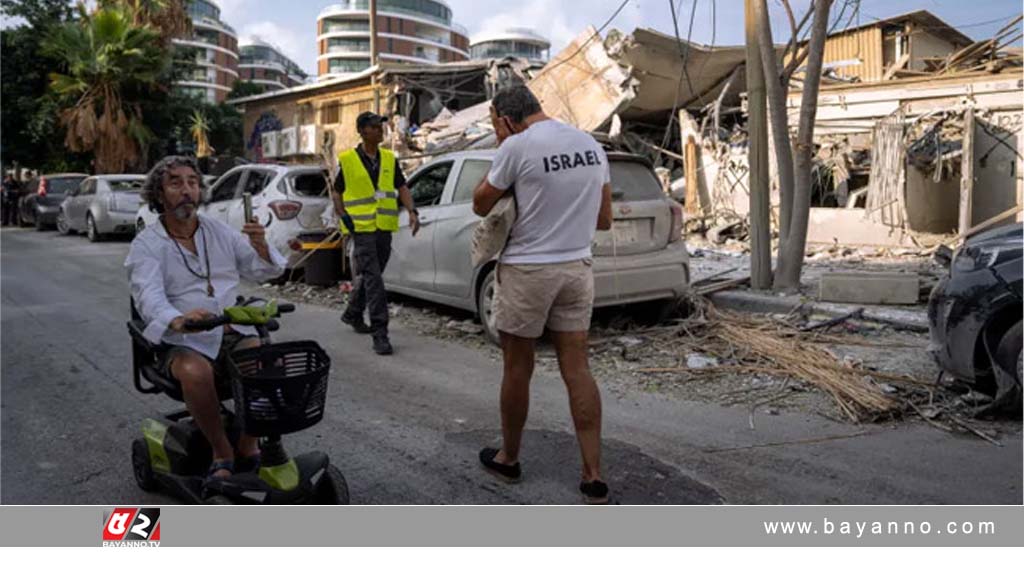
[279,126,297,156]
[299,124,318,155]
[261,131,279,158]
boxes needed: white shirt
[487,119,610,264]
[125,214,287,359]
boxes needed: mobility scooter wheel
[314,464,350,505]
[131,438,157,492]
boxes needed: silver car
[383,150,691,343]
[58,175,146,241]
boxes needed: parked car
[58,174,146,241]
[382,150,690,344]
[928,223,1022,414]
[17,173,88,230]
[137,164,332,269]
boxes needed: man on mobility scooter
[125,156,347,504]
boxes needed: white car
[137,165,333,270]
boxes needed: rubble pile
[905,110,966,179]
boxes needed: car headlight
[953,244,1021,274]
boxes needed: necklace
[361,145,380,174]
[166,219,215,297]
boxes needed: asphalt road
[1,227,1021,504]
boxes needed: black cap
[356,111,388,130]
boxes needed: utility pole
[745,0,772,290]
[370,0,380,113]
[369,0,378,68]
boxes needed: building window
[323,102,341,124]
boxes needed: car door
[201,169,244,224]
[63,180,84,228]
[432,157,492,299]
[19,179,37,222]
[227,169,273,230]
[70,178,95,229]
[383,160,453,293]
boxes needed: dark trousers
[344,230,393,336]
[1,199,15,226]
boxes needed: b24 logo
[103,508,161,547]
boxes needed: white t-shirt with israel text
[487,119,610,264]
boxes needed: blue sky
[10,1,1021,77]
[215,0,1021,78]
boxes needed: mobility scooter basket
[227,340,331,437]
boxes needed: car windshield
[47,177,85,195]
[109,179,144,193]
[609,161,664,201]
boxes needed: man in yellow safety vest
[332,111,420,355]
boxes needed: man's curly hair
[142,155,204,214]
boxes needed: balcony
[319,1,467,35]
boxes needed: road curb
[708,289,930,332]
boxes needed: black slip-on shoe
[341,313,373,334]
[579,480,610,504]
[478,447,521,483]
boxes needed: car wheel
[990,321,1023,415]
[477,268,500,346]
[56,210,72,235]
[86,213,102,242]
[34,209,46,231]
[17,207,28,228]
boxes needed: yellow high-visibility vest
[337,147,399,234]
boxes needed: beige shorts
[493,259,594,339]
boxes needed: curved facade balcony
[319,0,456,28]
[173,1,239,103]
[316,0,469,77]
[239,41,308,89]
[470,28,550,62]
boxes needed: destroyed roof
[377,58,518,78]
[226,66,379,105]
[607,27,751,120]
[809,9,974,47]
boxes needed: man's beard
[170,200,196,220]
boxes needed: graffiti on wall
[247,112,284,163]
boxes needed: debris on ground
[253,279,1018,443]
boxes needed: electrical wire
[532,0,632,80]
[658,0,703,154]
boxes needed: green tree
[0,0,85,172]
[43,7,169,173]
[96,0,190,45]
[228,81,267,99]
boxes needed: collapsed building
[230,9,1022,247]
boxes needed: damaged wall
[971,110,1024,225]
[905,165,959,233]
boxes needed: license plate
[612,220,640,244]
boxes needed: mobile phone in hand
[242,192,253,224]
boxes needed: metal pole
[369,0,378,67]
[369,0,380,113]
[745,0,772,290]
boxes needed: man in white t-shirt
[472,85,613,504]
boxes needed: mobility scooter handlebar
[182,298,296,332]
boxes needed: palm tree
[190,110,213,157]
[96,0,191,46]
[44,7,167,173]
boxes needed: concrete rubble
[257,13,1021,434]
